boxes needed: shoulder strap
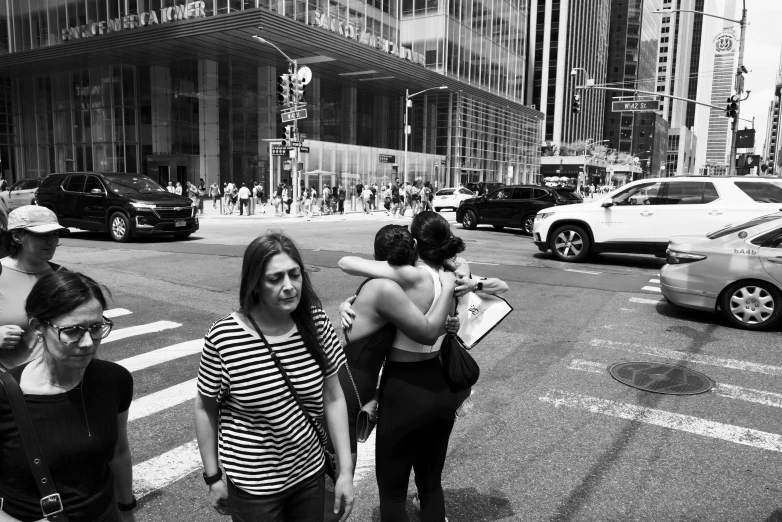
[244,315,330,448]
[0,372,67,520]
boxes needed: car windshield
[555,189,582,201]
[734,181,782,203]
[707,213,782,239]
[104,175,167,195]
[437,189,455,196]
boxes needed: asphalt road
[51,209,782,522]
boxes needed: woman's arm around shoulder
[337,257,422,289]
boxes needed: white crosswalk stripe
[103,321,181,344]
[128,379,197,422]
[116,339,203,372]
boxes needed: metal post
[728,1,747,177]
[404,89,409,184]
[291,62,300,216]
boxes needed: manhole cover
[608,362,713,395]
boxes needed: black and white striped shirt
[197,309,345,495]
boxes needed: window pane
[64,173,86,192]
[663,182,708,205]
[84,175,104,193]
[734,182,782,204]
[612,181,663,206]
[513,188,533,199]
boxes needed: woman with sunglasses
[0,206,69,372]
[0,271,136,521]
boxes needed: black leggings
[376,358,458,522]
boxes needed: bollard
[250,198,255,216]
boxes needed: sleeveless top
[392,264,446,353]
[343,280,395,380]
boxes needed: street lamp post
[404,86,447,184]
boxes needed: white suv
[532,176,782,263]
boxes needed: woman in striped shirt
[194,233,354,522]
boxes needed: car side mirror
[90,188,105,195]
[602,198,614,208]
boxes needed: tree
[541,141,558,157]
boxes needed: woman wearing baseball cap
[0,205,69,372]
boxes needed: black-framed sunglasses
[43,317,114,344]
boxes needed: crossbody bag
[0,372,69,521]
[245,315,337,482]
[342,364,376,443]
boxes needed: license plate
[175,220,186,227]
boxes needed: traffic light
[726,94,739,118]
[571,94,581,114]
[291,76,305,105]
[277,74,291,107]
[280,125,293,147]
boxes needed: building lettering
[61,1,206,41]
[309,11,425,66]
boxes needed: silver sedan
[661,213,782,331]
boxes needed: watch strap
[203,469,223,486]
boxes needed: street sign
[737,129,755,148]
[281,108,307,122]
[291,141,302,147]
[379,154,396,163]
[300,146,310,153]
[272,145,287,156]
[611,100,661,112]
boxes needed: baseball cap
[7,206,69,234]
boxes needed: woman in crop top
[338,211,466,522]
[330,225,455,472]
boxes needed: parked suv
[532,176,782,263]
[36,172,198,242]
[456,185,582,234]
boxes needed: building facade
[526,0,611,146]
[763,44,782,175]
[704,0,739,174]
[0,0,543,193]
[602,0,664,177]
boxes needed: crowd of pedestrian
[0,201,508,521]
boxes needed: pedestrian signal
[277,75,291,107]
[572,94,581,114]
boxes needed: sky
[736,0,782,154]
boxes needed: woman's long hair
[411,211,465,267]
[239,232,327,372]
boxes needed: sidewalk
[197,198,382,220]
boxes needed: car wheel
[462,209,478,230]
[493,225,505,230]
[109,212,132,243]
[550,224,590,263]
[522,214,535,235]
[719,280,782,331]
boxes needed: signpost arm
[592,85,726,112]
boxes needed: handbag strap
[343,363,363,408]
[0,372,67,521]
[244,315,330,449]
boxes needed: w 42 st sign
[612,100,661,112]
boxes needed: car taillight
[666,249,707,264]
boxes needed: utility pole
[728,0,747,176]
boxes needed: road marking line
[467,261,500,266]
[133,440,202,499]
[629,297,660,304]
[540,389,782,453]
[713,384,782,409]
[128,379,197,422]
[116,339,203,373]
[590,339,782,376]
[103,321,181,344]
[568,359,605,374]
[641,286,662,292]
[565,269,602,275]
[649,278,660,283]
[104,308,132,318]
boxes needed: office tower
[527,0,611,145]
[603,0,665,179]
[704,0,739,174]
[763,44,782,175]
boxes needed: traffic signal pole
[728,1,747,176]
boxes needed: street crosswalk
[641,272,662,293]
[100,307,379,507]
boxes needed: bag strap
[0,372,67,520]
[244,315,330,449]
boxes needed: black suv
[36,172,199,242]
[456,184,582,234]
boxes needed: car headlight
[536,213,553,221]
[130,202,156,209]
[666,249,707,264]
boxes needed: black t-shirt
[356,184,363,196]
[0,359,133,521]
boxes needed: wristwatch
[117,496,137,512]
[203,468,223,486]
[476,281,483,292]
